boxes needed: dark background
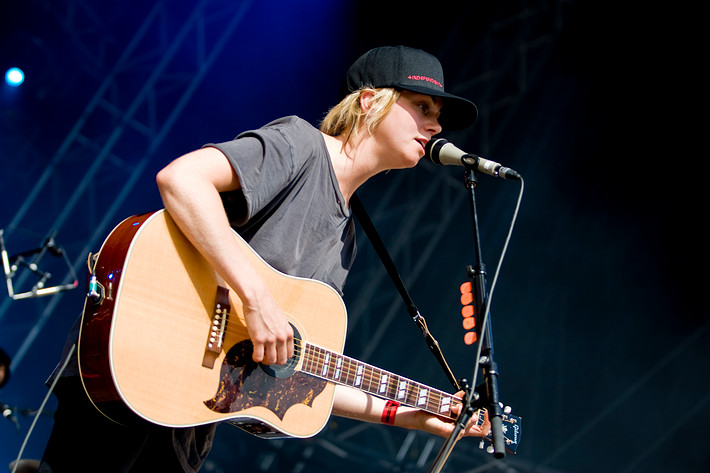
[1,1,706,472]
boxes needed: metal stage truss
[1,1,575,472]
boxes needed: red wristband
[381,400,400,426]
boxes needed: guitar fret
[417,387,429,407]
[372,368,383,395]
[376,369,385,394]
[440,395,452,415]
[300,343,459,417]
[338,356,350,384]
[303,344,312,373]
[363,365,371,392]
[365,366,376,393]
[310,345,323,376]
[397,379,408,401]
[321,352,331,377]
[355,364,363,387]
[378,373,388,394]
[310,346,318,374]
[333,355,342,381]
[399,381,411,404]
[384,374,396,399]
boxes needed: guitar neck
[300,343,460,420]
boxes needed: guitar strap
[350,193,461,392]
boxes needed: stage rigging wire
[468,177,524,391]
[11,341,76,473]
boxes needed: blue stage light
[5,67,25,87]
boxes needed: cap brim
[397,84,478,130]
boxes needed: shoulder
[247,115,319,138]
[207,116,327,177]
[231,116,321,152]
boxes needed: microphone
[426,138,521,180]
[2,404,19,431]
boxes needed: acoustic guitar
[78,210,520,452]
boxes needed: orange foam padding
[464,331,478,345]
[462,317,476,330]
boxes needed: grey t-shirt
[47,116,357,473]
[210,115,356,294]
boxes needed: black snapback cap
[344,45,478,130]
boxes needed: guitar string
[202,309,462,409]
[194,316,487,430]
[211,320,456,405]
[198,314,462,416]
[304,344,463,418]
[303,347,486,427]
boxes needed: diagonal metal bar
[8,0,254,368]
[3,2,166,237]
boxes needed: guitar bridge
[202,286,231,368]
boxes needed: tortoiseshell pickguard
[204,340,326,420]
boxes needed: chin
[403,159,421,169]
[390,147,424,169]
[411,152,426,168]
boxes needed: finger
[286,325,295,359]
[252,342,265,363]
[263,341,277,365]
[276,339,289,365]
[286,338,294,360]
[275,326,295,365]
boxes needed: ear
[359,89,376,112]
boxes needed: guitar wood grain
[79,210,345,438]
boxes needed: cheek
[387,102,417,128]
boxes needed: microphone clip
[426,138,522,181]
[1,229,78,300]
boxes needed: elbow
[156,162,185,208]
[156,165,174,194]
[156,161,184,199]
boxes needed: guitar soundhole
[204,323,326,421]
[259,324,301,379]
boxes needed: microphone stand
[428,165,506,472]
[1,229,78,300]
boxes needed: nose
[427,117,442,136]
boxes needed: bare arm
[156,148,486,439]
[332,385,490,438]
[156,147,293,365]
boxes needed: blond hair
[320,88,400,146]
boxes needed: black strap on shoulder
[350,193,460,391]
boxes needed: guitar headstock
[481,410,522,455]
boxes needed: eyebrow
[424,95,443,117]
[401,90,443,116]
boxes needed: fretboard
[300,343,459,419]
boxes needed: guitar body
[78,210,347,438]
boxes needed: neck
[321,132,386,207]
